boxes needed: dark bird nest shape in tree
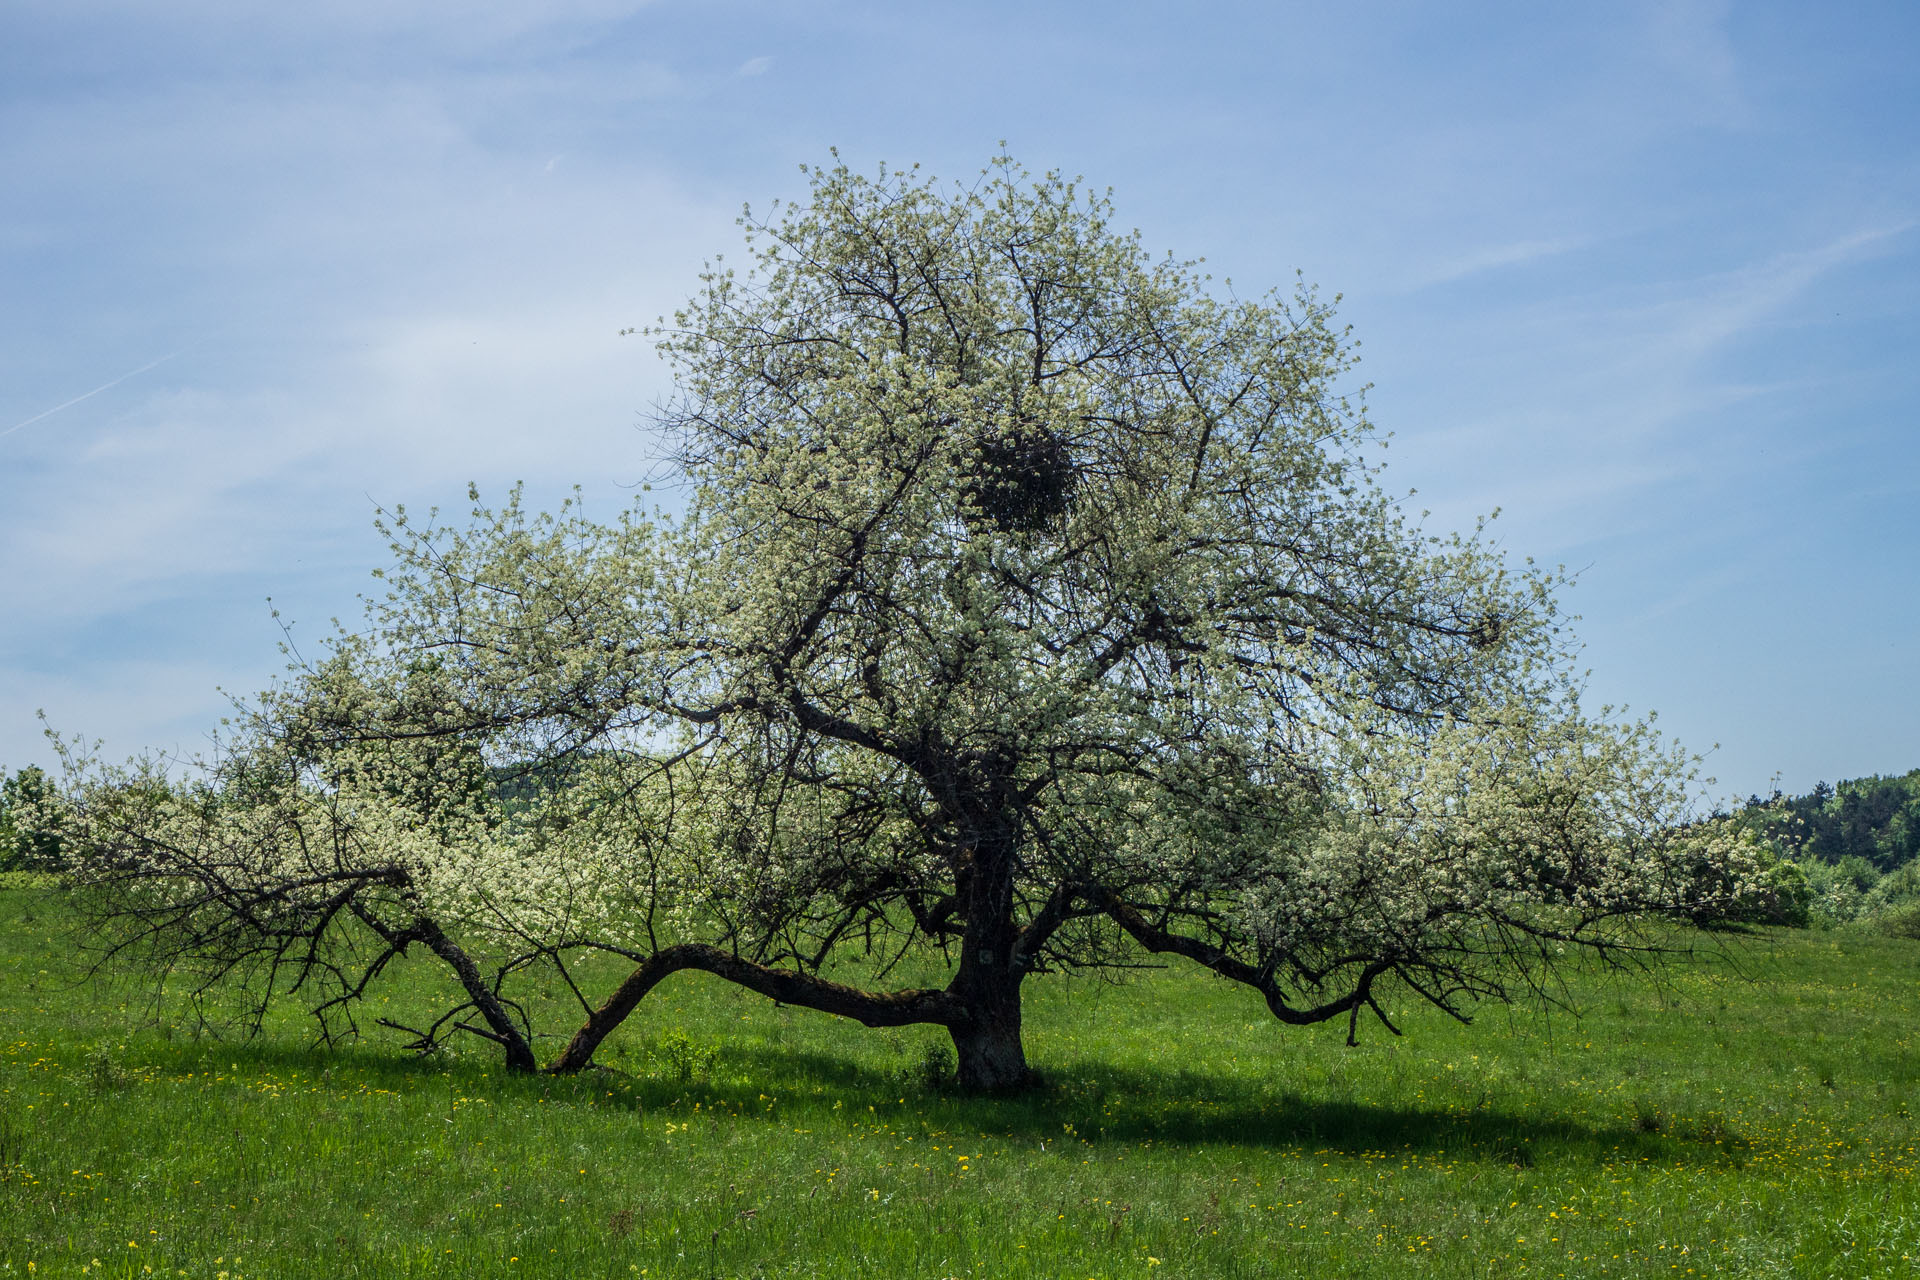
[964,425,1077,534]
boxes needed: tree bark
[414,916,539,1074]
[943,802,1039,1091]
[949,985,1031,1091]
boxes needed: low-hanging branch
[550,943,968,1073]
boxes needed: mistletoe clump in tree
[62,157,1768,1091]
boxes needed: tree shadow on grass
[635,1040,1729,1171]
[136,1030,1736,1173]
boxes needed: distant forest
[1727,769,1920,932]
[1733,769,1920,872]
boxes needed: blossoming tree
[62,158,1767,1090]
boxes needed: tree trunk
[948,919,1033,1092]
[949,995,1032,1091]
[947,808,1035,1091]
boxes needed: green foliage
[893,1041,956,1093]
[648,1027,719,1083]
[84,1045,127,1094]
[1721,770,1920,931]
[1736,769,1920,872]
[1876,899,1920,942]
[0,766,67,873]
[1736,853,1812,928]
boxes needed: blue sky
[3,0,1915,802]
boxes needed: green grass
[2,884,1916,1278]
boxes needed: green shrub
[892,1041,955,1092]
[0,766,68,872]
[648,1027,718,1083]
[1751,855,1812,926]
[1875,901,1920,942]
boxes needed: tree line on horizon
[1716,768,1920,935]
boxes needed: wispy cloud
[735,55,773,78]
[1414,237,1590,289]
[1,353,176,441]
[1380,218,1919,554]
[1647,221,1917,362]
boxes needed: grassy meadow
[1,877,1916,1279]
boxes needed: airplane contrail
[0,352,178,441]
